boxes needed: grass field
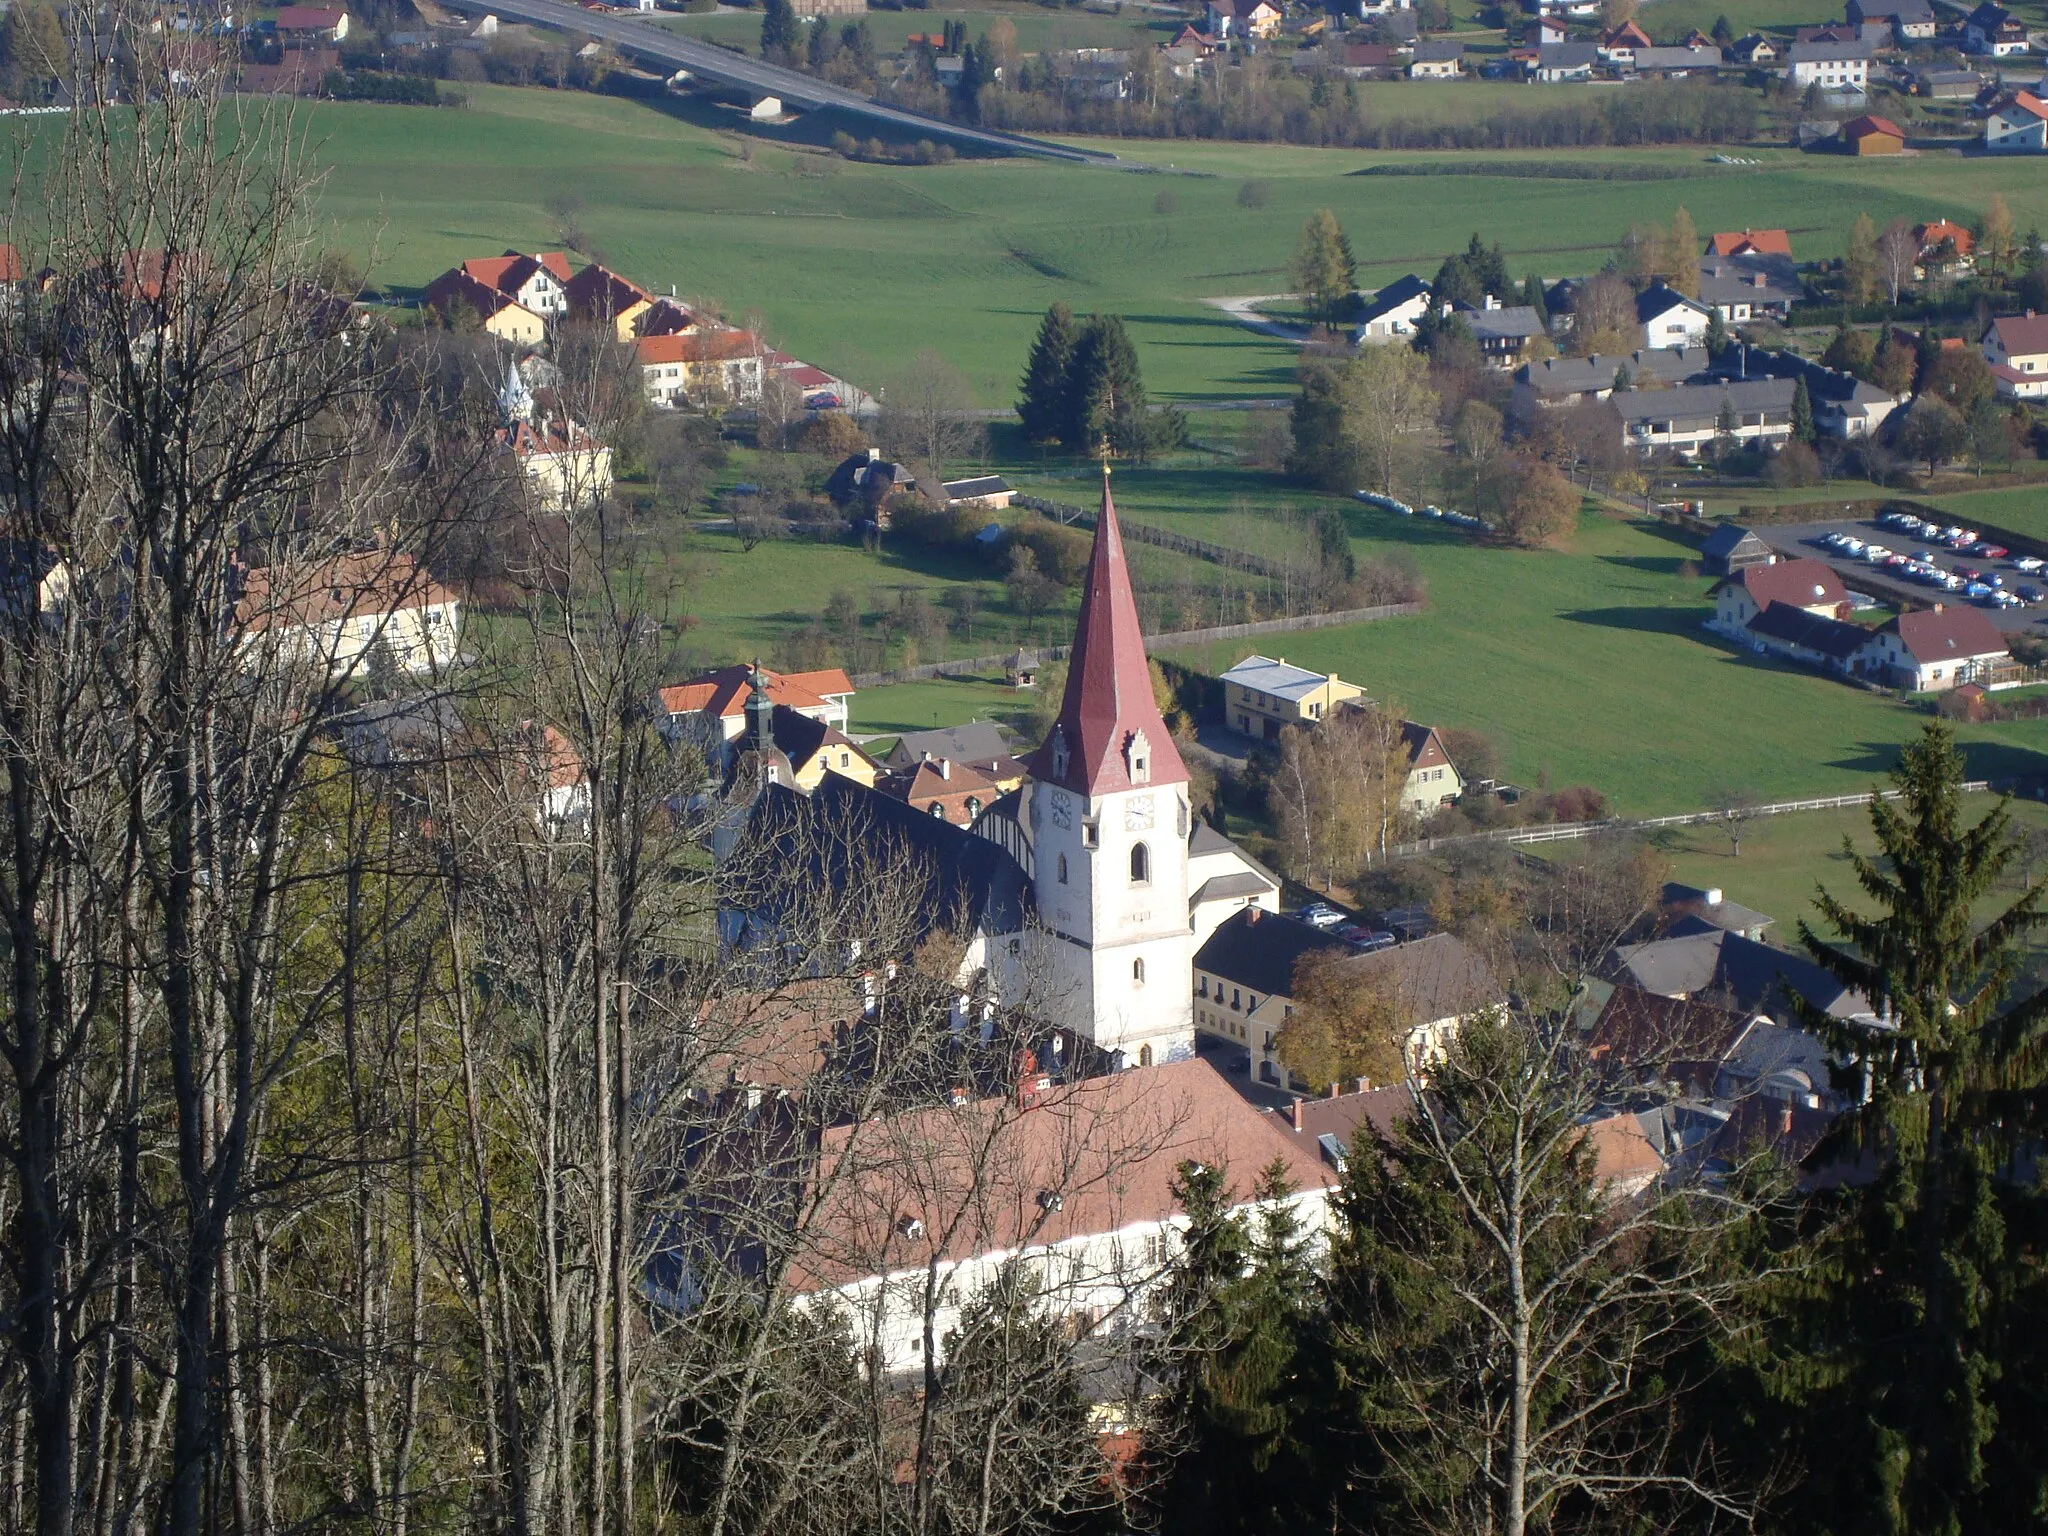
[1923,484,2048,543]
[294,86,2048,405]
[978,461,2048,814]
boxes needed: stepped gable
[1025,467,1187,796]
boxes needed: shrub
[792,412,866,458]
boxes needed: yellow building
[499,418,614,513]
[1219,654,1366,742]
[766,705,880,792]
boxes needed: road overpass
[437,0,1120,163]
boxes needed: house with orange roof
[451,250,572,319]
[235,548,461,681]
[1597,19,1651,63]
[657,662,856,766]
[877,755,1002,825]
[1986,89,2048,151]
[635,328,766,406]
[1913,219,1975,278]
[1706,227,1792,258]
[1842,113,1905,154]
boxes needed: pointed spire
[1027,465,1186,796]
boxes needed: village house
[1912,66,1984,98]
[563,261,654,341]
[1847,0,1937,39]
[1963,1,2029,55]
[1708,228,1793,259]
[1596,18,1652,64]
[1627,44,1724,77]
[941,475,1014,509]
[657,662,856,769]
[744,702,880,793]
[497,416,613,512]
[1396,720,1463,814]
[1785,39,1871,92]
[1986,90,2048,151]
[1863,604,2014,691]
[1731,33,1778,63]
[1710,557,1850,637]
[1616,377,1796,456]
[885,722,1029,792]
[274,5,349,40]
[1196,915,1500,1089]
[1741,601,1875,676]
[439,250,571,321]
[1219,654,1366,740]
[1981,311,2048,399]
[1914,219,1975,279]
[1408,38,1464,77]
[1636,283,1715,348]
[1204,0,1282,39]
[1606,925,1871,1026]
[1353,274,1434,344]
[634,329,766,407]
[1531,40,1598,79]
[236,549,461,681]
[1697,253,1801,322]
[1461,302,1548,368]
[421,270,546,344]
[1512,347,1706,412]
[782,1058,1336,1378]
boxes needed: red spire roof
[1028,468,1186,797]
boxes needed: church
[724,469,1279,1066]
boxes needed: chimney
[1015,1048,1041,1110]
[1704,886,1724,906]
[1288,1098,1303,1132]
[938,758,951,780]
[1934,601,1945,613]
[1246,906,1261,924]
[1326,1081,1341,1099]
[1356,1076,1372,1093]
[1779,1101,1794,1137]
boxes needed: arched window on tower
[1130,842,1150,886]
[1139,1043,1154,1067]
[1132,957,1146,986]
[1057,852,1069,884]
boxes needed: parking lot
[1753,514,2048,635]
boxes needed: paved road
[438,0,1119,163]
[1202,294,1311,343]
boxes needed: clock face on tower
[1124,794,1155,831]
[1048,789,1073,829]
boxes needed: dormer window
[1049,727,1069,781]
[1126,728,1151,786]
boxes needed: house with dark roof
[420,269,547,344]
[1409,37,1464,75]
[1531,39,1598,78]
[826,447,921,507]
[1187,823,1281,946]
[1859,604,2013,691]
[941,475,1013,509]
[1636,283,1715,349]
[1606,921,1872,1025]
[1731,32,1778,62]
[886,722,1019,779]
[1981,311,2048,399]
[1743,600,1875,675]
[1849,0,1936,39]
[563,261,653,340]
[1964,1,2028,55]
[1512,346,1706,411]
[1197,918,1499,1089]
[1660,883,1773,941]
[1710,557,1849,637]
[1785,39,1871,91]
[1627,44,1724,76]
[1616,376,1797,457]
[738,703,879,794]
[1697,252,1802,322]
[1354,273,1434,344]
[1700,523,1775,576]
[1397,720,1463,812]
[1460,302,1547,368]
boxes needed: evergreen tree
[760,0,800,62]
[1792,375,1816,443]
[1520,273,1549,329]
[1016,303,1078,445]
[1069,314,1151,459]
[1705,304,1729,355]
[1291,209,1357,329]
[1781,724,2048,1536]
[1712,12,1735,43]
[1286,360,1361,492]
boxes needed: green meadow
[295,85,2048,405]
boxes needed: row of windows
[1194,976,1255,1013]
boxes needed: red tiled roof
[275,5,344,27]
[635,328,764,365]
[497,419,602,457]
[1601,20,1651,46]
[1915,219,1974,256]
[422,268,535,325]
[1998,89,2048,121]
[1889,605,2009,664]
[1025,469,1187,796]
[1989,311,2048,357]
[1707,227,1792,257]
[1726,557,1847,610]
[789,1058,1334,1292]
[656,663,853,720]
[564,261,651,319]
[1844,114,1905,141]
[1399,719,1451,772]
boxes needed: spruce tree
[1705,304,1729,355]
[1791,376,1816,443]
[1071,314,1150,459]
[760,0,800,62]
[1784,724,2048,1536]
[1521,273,1549,329]
[1016,303,1078,445]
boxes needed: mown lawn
[1922,484,2048,544]
[1002,462,2048,815]
[289,86,2048,405]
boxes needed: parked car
[2020,585,2044,604]
[2016,557,2044,574]
[1299,903,1346,929]
[805,392,843,410]
[1353,931,1398,954]
[1333,923,1376,943]
[1966,581,1995,600]
[1977,543,2010,559]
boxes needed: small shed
[1005,648,1041,690]
[1844,114,1906,154]
[1700,523,1777,576]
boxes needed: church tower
[1024,468,1194,1066]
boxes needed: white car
[2016,557,2044,574]
[1841,538,1866,555]
[1863,545,1893,562]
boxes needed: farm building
[1701,524,1776,576]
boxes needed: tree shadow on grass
[1831,737,2048,788]
[1625,517,1708,552]
[1559,605,1708,639]
[1599,553,1696,577]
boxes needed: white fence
[1373,782,1995,862]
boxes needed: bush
[1009,517,1092,586]
[1767,439,1823,488]
[1237,180,1270,208]
[792,412,866,458]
